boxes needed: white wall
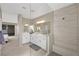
[2,12,18,23]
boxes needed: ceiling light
[24,24,29,26]
[36,20,46,24]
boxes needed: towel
[0,31,4,44]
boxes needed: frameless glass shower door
[30,3,53,56]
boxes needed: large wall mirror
[34,21,50,34]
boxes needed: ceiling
[0,3,72,19]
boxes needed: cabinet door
[40,37,46,50]
[54,13,78,55]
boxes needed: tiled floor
[1,39,47,56]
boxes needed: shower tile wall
[53,4,78,56]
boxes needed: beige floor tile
[1,39,46,56]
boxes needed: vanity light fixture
[36,20,46,24]
[24,24,29,26]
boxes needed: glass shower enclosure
[0,3,53,56]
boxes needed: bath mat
[48,52,61,56]
[29,43,41,51]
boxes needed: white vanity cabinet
[22,32,30,44]
[22,32,47,50]
[40,36,47,50]
[31,32,47,50]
